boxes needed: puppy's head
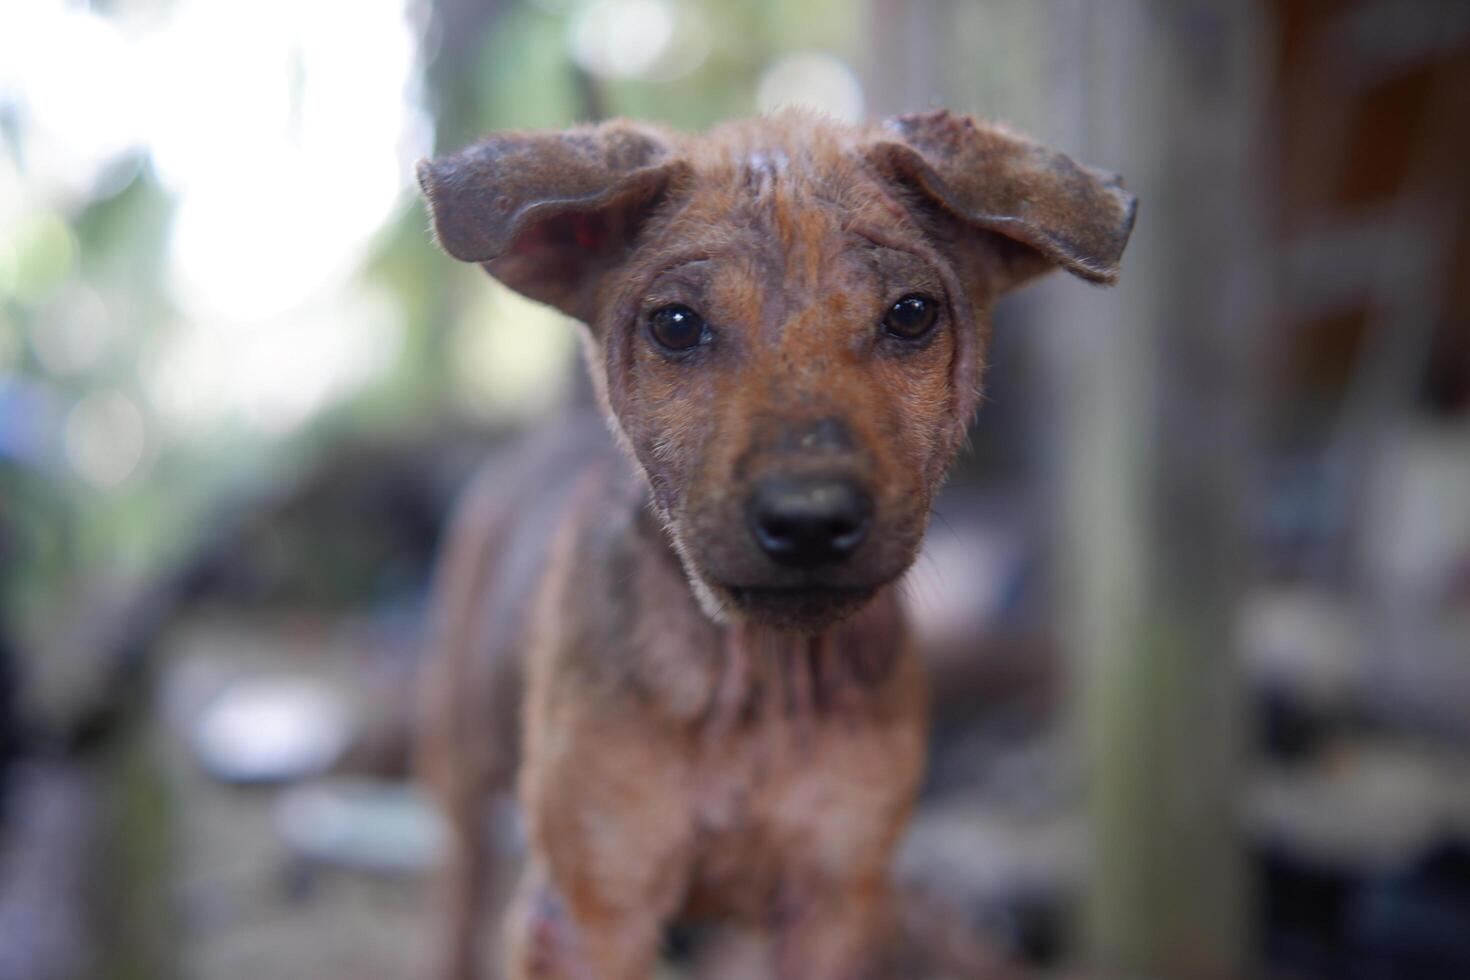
[419,110,1135,631]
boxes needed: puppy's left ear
[866,110,1137,291]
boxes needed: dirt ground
[155,612,436,980]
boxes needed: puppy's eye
[882,294,939,340]
[648,304,708,352]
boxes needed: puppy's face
[419,111,1135,631]
[599,141,972,628]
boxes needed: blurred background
[1,0,1467,977]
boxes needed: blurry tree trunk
[865,0,939,118]
[1039,2,1274,978]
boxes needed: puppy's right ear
[417,120,686,323]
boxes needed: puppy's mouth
[721,583,878,632]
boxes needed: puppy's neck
[695,587,905,732]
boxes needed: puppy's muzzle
[747,476,873,568]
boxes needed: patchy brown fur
[417,110,1134,979]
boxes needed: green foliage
[2,0,877,626]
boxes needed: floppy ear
[417,120,686,323]
[866,110,1137,291]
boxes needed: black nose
[748,477,874,568]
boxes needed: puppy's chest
[681,715,909,920]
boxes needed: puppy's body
[422,414,924,978]
[417,111,1135,979]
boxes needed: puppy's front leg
[508,722,694,980]
[504,859,669,980]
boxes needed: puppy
[416,109,1135,980]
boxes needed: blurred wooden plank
[1038,2,1273,977]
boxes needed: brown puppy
[416,110,1134,980]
